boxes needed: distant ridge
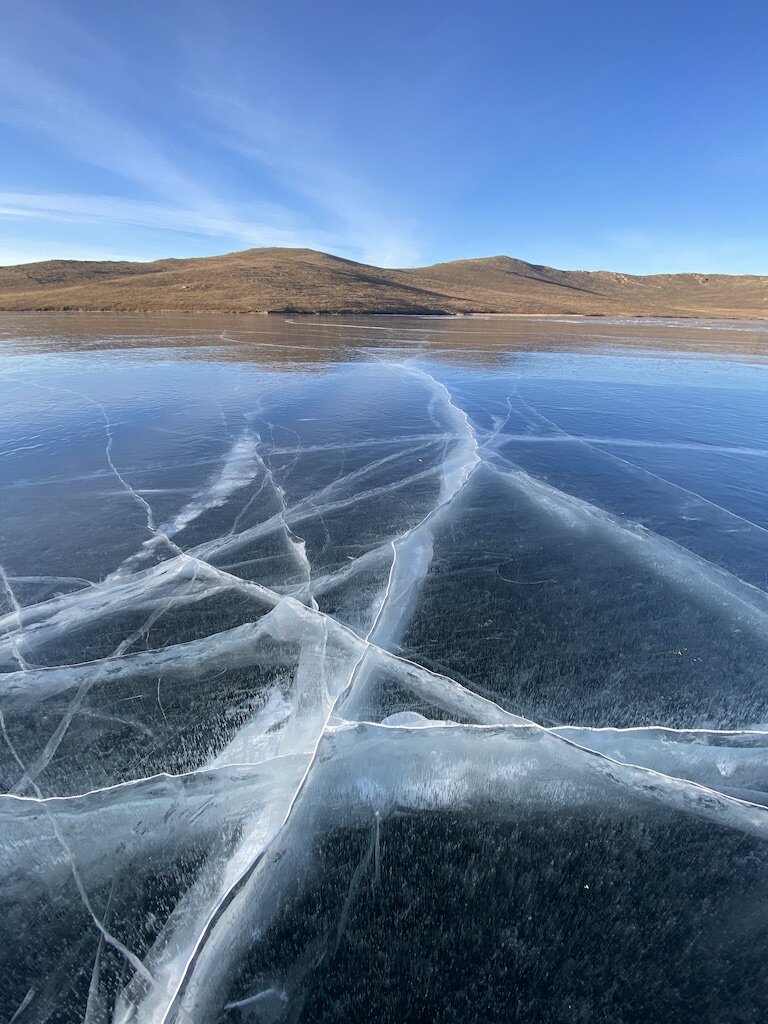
[1,247,767,318]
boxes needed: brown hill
[0,247,766,318]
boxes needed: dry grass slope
[1,247,767,318]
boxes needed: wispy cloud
[0,189,335,252]
[196,95,421,266]
[0,5,422,267]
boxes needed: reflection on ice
[2,318,768,1022]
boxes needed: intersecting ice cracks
[2,358,768,1024]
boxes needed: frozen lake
[2,313,768,1022]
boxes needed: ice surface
[2,315,768,1022]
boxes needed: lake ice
[2,314,768,1023]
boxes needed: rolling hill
[0,247,767,318]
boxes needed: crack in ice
[5,356,768,1024]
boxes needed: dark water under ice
[2,313,768,1023]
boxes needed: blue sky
[1,0,767,272]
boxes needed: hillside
[0,247,767,318]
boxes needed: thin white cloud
[198,94,421,266]
[0,190,326,249]
[0,7,423,268]
[0,53,239,224]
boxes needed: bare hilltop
[1,247,767,318]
